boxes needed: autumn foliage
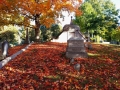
[0,42,120,89]
[0,0,82,41]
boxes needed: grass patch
[88,53,100,57]
[44,75,61,81]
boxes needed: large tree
[75,0,119,41]
[0,0,82,42]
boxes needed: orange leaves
[18,0,52,15]
[0,0,82,28]
[0,0,9,10]
[61,0,67,2]
[0,0,4,5]
[41,18,55,27]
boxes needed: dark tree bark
[24,28,30,44]
[34,14,41,42]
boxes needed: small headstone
[74,63,80,71]
[0,40,9,60]
[85,35,92,50]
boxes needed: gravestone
[65,17,87,58]
[85,35,92,50]
[0,40,9,60]
[74,63,81,71]
[66,37,88,58]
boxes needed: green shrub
[0,25,21,46]
[40,24,62,42]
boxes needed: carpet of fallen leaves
[8,44,28,56]
[0,42,120,90]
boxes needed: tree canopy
[0,0,82,41]
[74,0,120,41]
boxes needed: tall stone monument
[66,17,88,58]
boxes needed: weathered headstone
[66,37,88,58]
[0,40,9,60]
[85,36,92,50]
[74,63,81,71]
[64,16,87,58]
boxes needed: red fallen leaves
[8,44,28,56]
[0,42,120,89]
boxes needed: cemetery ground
[0,42,120,90]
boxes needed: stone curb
[0,42,34,69]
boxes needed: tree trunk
[24,28,30,44]
[35,14,41,42]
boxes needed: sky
[110,0,120,10]
[110,0,120,23]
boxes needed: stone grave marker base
[66,52,88,58]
